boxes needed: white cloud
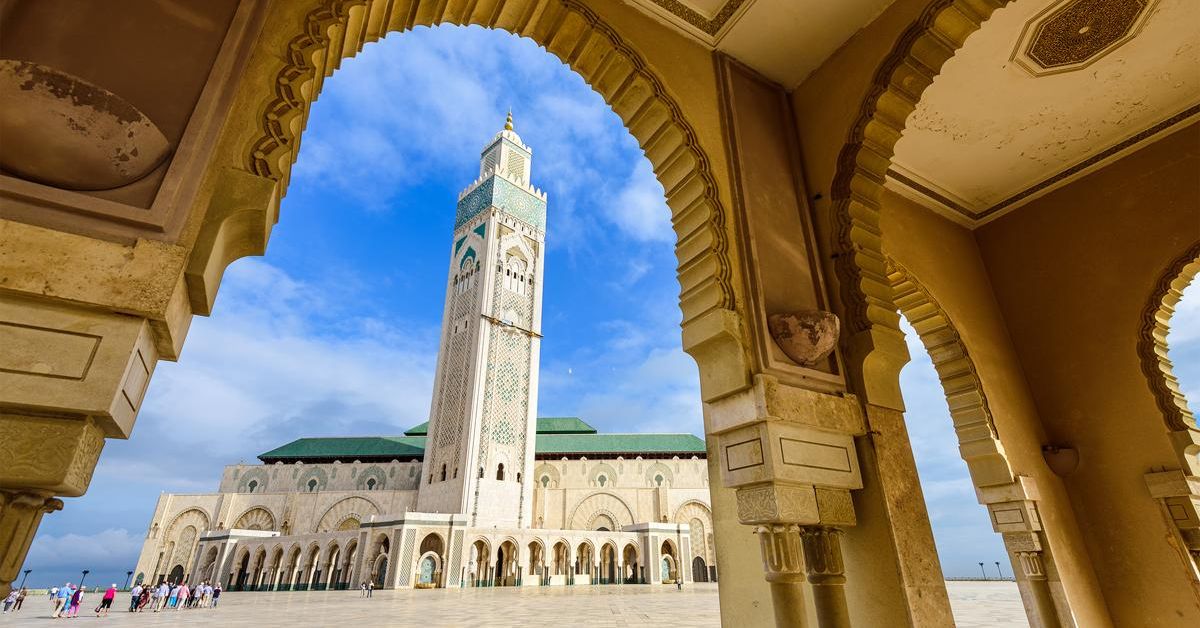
[606,159,673,243]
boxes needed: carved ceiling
[888,0,1199,226]
[625,0,895,88]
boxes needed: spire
[504,110,514,132]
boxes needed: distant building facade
[132,118,715,590]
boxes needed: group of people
[47,583,119,618]
[126,581,221,612]
[2,588,28,613]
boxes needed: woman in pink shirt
[96,585,117,616]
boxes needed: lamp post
[80,570,90,588]
[978,562,986,579]
[125,571,134,589]
[19,570,32,589]
[994,561,1004,580]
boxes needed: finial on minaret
[504,110,514,131]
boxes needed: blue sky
[21,25,1200,590]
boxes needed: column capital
[752,524,805,584]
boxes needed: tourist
[360,582,367,597]
[51,583,71,618]
[2,589,17,613]
[96,584,116,616]
[367,580,374,597]
[66,585,84,618]
[155,581,170,611]
[14,588,27,611]
[211,583,222,608]
[174,582,189,610]
[167,582,179,609]
[48,586,58,608]
[136,586,150,612]
[128,583,142,612]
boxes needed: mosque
[130,116,716,591]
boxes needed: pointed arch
[315,496,380,533]
[569,492,635,531]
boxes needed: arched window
[479,467,484,479]
[440,464,447,481]
[366,478,376,491]
[540,476,550,488]
[247,480,258,493]
[516,472,522,484]
[454,468,458,478]
[654,474,664,487]
[496,464,505,481]
[598,475,607,487]
[307,478,318,492]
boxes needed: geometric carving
[1013,0,1155,76]
[314,496,379,533]
[735,484,818,525]
[569,493,635,531]
[233,507,276,531]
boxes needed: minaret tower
[417,113,547,528]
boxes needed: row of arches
[223,536,366,592]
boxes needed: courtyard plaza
[0,582,1026,627]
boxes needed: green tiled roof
[531,417,596,434]
[258,427,704,463]
[534,433,704,456]
[258,436,427,462]
[403,417,596,437]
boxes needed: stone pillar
[800,527,850,628]
[1016,549,1062,628]
[0,294,159,597]
[1145,469,1200,575]
[753,524,808,625]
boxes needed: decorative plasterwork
[1012,0,1156,76]
[1139,242,1200,433]
[636,0,750,42]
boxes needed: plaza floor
[0,581,1027,627]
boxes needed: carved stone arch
[315,496,380,533]
[297,467,329,492]
[355,465,387,490]
[672,500,712,525]
[166,507,211,539]
[887,259,1016,487]
[829,0,1009,388]
[233,506,277,531]
[588,462,618,488]
[645,462,674,487]
[1139,242,1200,441]
[534,463,561,488]
[569,492,636,530]
[237,467,270,493]
[195,0,745,400]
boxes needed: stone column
[800,527,850,628]
[1145,469,1200,575]
[753,524,808,624]
[0,294,159,597]
[1016,549,1062,628]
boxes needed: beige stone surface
[0,581,1027,627]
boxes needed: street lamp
[978,562,986,579]
[19,570,31,589]
[125,571,134,589]
[994,561,1004,580]
[80,569,90,588]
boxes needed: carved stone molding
[0,415,105,496]
[1138,242,1200,434]
[799,526,845,583]
[0,491,63,597]
[752,523,804,583]
[829,0,1007,347]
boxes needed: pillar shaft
[754,524,810,628]
[1019,552,1062,628]
[801,527,851,628]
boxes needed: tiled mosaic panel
[448,530,464,585]
[478,260,535,474]
[456,176,546,231]
[431,280,479,472]
[397,529,416,587]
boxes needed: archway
[575,541,595,584]
[692,556,708,583]
[168,564,184,585]
[600,543,617,585]
[416,533,445,588]
[496,539,519,586]
[551,541,571,585]
[660,539,678,584]
[622,543,640,584]
[527,540,545,585]
[234,551,250,591]
[268,546,285,590]
[469,539,491,587]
